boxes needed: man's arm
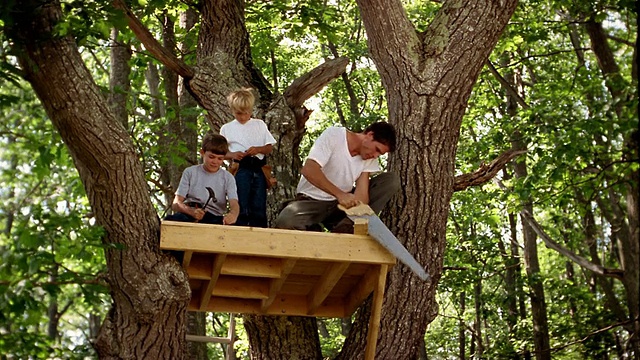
[353,172,370,204]
[223,199,240,225]
[301,159,359,208]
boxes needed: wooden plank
[160,221,395,264]
[227,314,236,360]
[343,267,379,316]
[188,255,282,279]
[221,256,282,278]
[212,276,269,299]
[290,261,330,276]
[186,335,231,344]
[364,264,388,360]
[307,262,350,315]
[188,255,213,279]
[324,274,361,298]
[353,218,368,235]
[192,294,345,318]
[199,254,226,311]
[182,251,193,268]
[261,259,297,311]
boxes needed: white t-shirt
[176,165,238,216]
[220,118,276,160]
[297,127,380,201]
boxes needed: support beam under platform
[160,220,396,359]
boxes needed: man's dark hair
[364,122,397,152]
[202,133,229,155]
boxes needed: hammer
[202,187,217,211]
[194,187,216,223]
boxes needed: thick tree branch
[112,0,194,79]
[496,180,625,280]
[454,149,526,191]
[283,57,349,109]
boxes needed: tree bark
[108,28,131,128]
[511,142,551,360]
[336,1,518,358]
[473,279,484,358]
[6,1,190,358]
[504,55,551,358]
[458,291,466,360]
[497,195,520,358]
[117,1,351,356]
[243,315,323,360]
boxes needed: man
[275,121,400,233]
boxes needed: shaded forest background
[0,0,637,359]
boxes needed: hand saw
[338,203,429,281]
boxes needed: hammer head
[202,187,217,210]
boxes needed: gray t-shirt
[176,165,238,216]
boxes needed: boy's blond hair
[227,88,255,114]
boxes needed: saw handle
[337,203,376,216]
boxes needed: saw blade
[347,213,429,281]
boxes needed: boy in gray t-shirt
[165,133,239,225]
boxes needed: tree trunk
[175,7,200,186]
[458,291,466,360]
[512,140,551,360]
[505,58,551,358]
[243,315,323,360]
[337,1,518,358]
[47,271,59,341]
[183,1,348,356]
[186,312,208,360]
[6,2,191,358]
[498,208,520,358]
[578,16,639,354]
[473,279,484,358]
[108,28,131,129]
[115,0,351,356]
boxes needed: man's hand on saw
[336,192,359,209]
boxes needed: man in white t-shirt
[275,122,400,233]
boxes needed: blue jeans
[234,166,268,227]
[164,212,223,225]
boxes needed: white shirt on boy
[220,118,276,160]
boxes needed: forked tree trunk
[337,1,518,358]
[6,1,191,358]
[117,0,350,356]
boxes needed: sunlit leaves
[433,0,636,356]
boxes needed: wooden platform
[160,220,395,317]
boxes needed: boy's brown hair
[227,88,255,114]
[201,133,228,155]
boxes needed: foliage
[0,82,109,358]
[427,0,637,357]
[0,0,637,358]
